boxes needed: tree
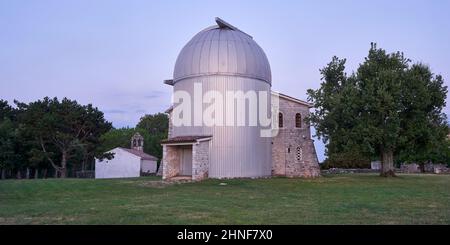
[99,125,165,161]
[0,100,15,121]
[76,103,115,172]
[0,118,17,179]
[136,113,168,161]
[0,100,27,179]
[98,113,168,167]
[16,97,113,178]
[396,65,449,167]
[98,127,136,153]
[308,43,448,177]
[136,113,168,135]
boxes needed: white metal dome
[173,18,272,84]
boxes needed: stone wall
[424,163,434,173]
[399,163,450,174]
[272,128,287,176]
[400,163,421,173]
[162,145,181,180]
[424,163,449,174]
[160,111,173,178]
[433,164,449,174]
[168,111,173,138]
[192,141,210,181]
[371,161,381,170]
[271,96,320,178]
[322,168,379,174]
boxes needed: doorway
[180,146,193,176]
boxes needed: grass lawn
[0,173,449,224]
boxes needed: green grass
[0,174,449,224]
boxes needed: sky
[1,0,449,162]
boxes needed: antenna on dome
[215,17,253,38]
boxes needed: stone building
[160,18,320,181]
[271,93,320,178]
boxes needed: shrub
[321,152,371,169]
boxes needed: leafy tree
[0,100,15,121]
[136,113,168,134]
[99,125,165,161]
[0,100,26,179]
[395,64,449,166]
[0,118,17,179]
[307,57,362,158]
[98,112,168,167]
[1,100,49,179]
[308,43,448,177]
[0,100,13,178]
[16,97,113,178]
[136,113,168,160]
[98,127,136,153]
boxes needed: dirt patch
[177,211,211,220]
[137,180,175,188]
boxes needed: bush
[321,152,371,169]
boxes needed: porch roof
[160,135,212,144]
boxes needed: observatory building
[160,18,320,180]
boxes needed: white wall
[95,148,141,179]
[141,160,157,173]
[172,77,272,178]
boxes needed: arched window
[278,113,283,128]
[295,113,302,128]
[138,139,142,147]
[133,139,137,147]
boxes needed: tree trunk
[16,170,22,179]
[419,162,425,173]
[60,151,67,178]
[34,169,39,179]
[1,169,5,179]
[43,169,48,179]
[54,170,58,178]
[380,150,396,177]
[26,168,30,179]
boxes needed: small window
[295,113,302,128]
[296,146,302,161]
[278,113,283,128]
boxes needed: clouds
[97,89,171,128]
[143,90,165,99]
[103,109,127,114]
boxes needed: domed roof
[173,18,271,84]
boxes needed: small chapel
[95,133,158,179]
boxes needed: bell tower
[131,132,144,152]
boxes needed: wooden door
[180,147,193,176]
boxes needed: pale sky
[1,0,449,162]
